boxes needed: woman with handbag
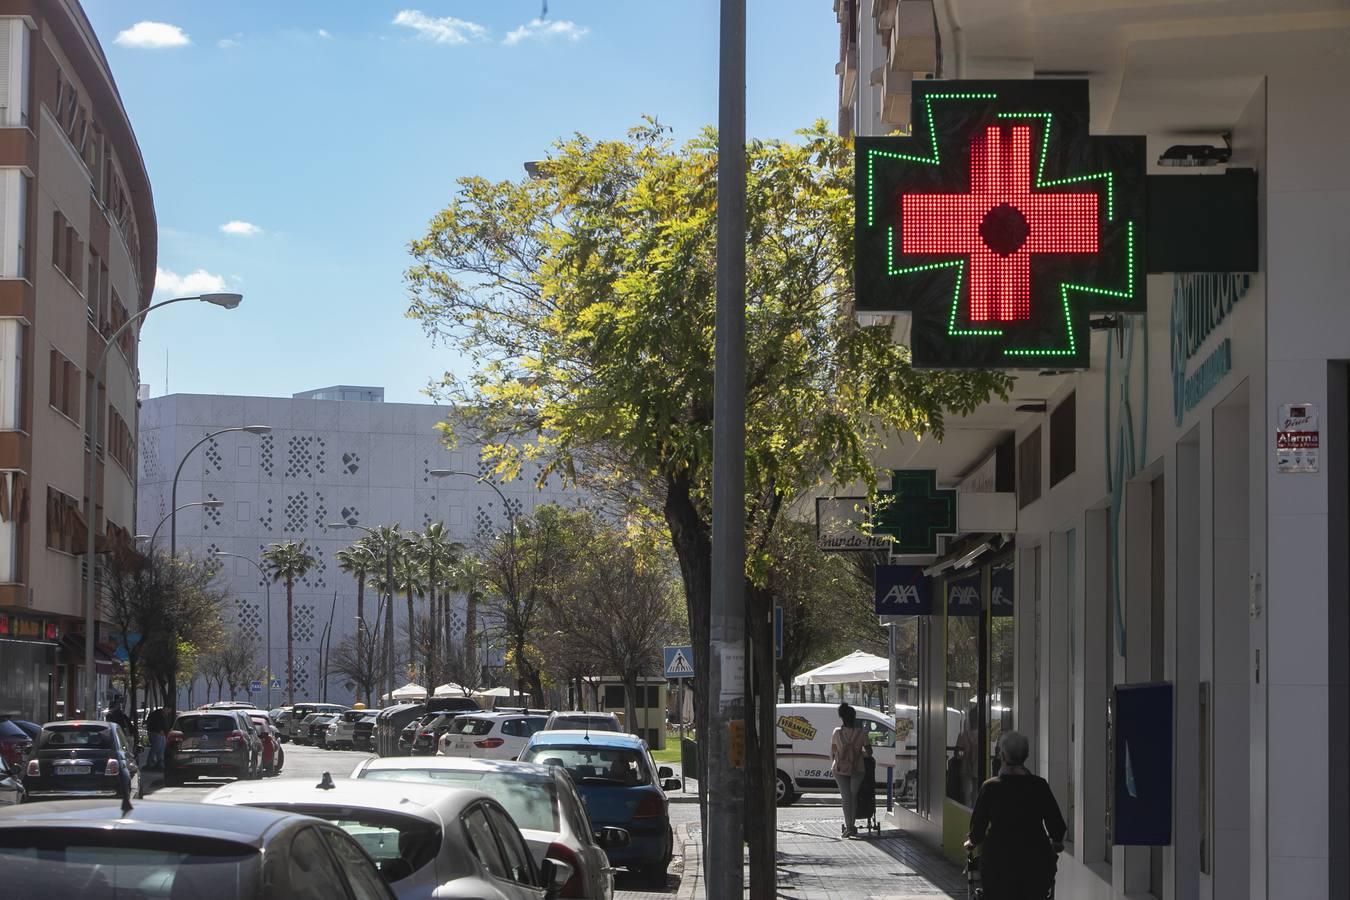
[964,731,1066,899]
[830,703,871,839]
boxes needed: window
[462,806,510,879]
[358,769,560,832]
[604,685,625,708]
[45,487,83,554]
[47,348,79,423]
[892,616,920,810]
[0,170,28,277]
[318,828,389,900]
[49,210,82,291]
[285,828,349,900]
[106,405,134,473]
[1049,392,1076,486]
[945,569,983,807]
[0,320,25,430]
[485,804,535,885]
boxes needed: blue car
[519,730,679,882]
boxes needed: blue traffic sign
[663,645,695,679]
[249,680,262,694]
[269,678,282,691]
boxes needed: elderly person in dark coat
[964,731,1066,900]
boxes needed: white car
[352,756,625,900]
[439,713,549,761]
[327,709,373,749]
[204,776,572,899]
[542,712,621,733]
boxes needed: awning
[791,650,889,687]
[60,636,124,675]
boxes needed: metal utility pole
[706,0,747,894]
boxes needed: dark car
[0,720,33,772]
[351,712,380,751]
[275,703,348,744]
[166,712,261,785]
[399,713,439,756]
[0,798,395,899]
[21,721,139,802]
[245,712,285,776]
[410,712,464,756]
[309,714,339,749]
[375,703,425,757]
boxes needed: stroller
[853,754,881,835]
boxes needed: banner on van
[777,715,818,742]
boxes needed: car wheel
[775,770,797,807]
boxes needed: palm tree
[393,545,425,683]
[261,539,317,705]
[412,523,462,689]
[335,541,377,705]
[362,525,406,699]
[450,554,490,690]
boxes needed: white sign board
[815,496,889,552]
[1276,402,1320,473]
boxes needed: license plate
[55,765,90,776]
[192,757,219,765]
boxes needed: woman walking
[964,731,1066,899]
[830,702,871,838]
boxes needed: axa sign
[875,565,933,616]
[1171,273,1250,425]
[947,572,983,616]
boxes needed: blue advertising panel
[990,560,1015,617]
[946,568,983,616]
[1113,682,1174,846]
[874,565,933,615]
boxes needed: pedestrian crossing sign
[663,645,695,679]
[269,678,282,691]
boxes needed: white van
[774,703,896,807]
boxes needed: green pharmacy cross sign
[855,80,1146,369]
[872,470,956,555]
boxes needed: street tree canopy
[406,118,1009,748]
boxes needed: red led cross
[901,125,1099,322]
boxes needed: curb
[674,824,702,899]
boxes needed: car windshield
[551,716,617,731]
[523,746,650,786]
[0,832,260,899]
[175,716,236,734]
[39,725,112,749]
[275,807,439,882]
[450,718,495,736]
[360,769,560,831]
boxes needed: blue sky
[81,1,839,403]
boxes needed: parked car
[246,712,285,776]
[0,754,24,805]
[439,713,548,761]
[0,719,34,772]
[399,713,439,756]
[327,709,371,750]
[0,798,395,899]
[426,696,482,716]
[276,702,349,743]
[0,717,43,744]
[310,714,341,749]
[201,701,259,712]
[352,755,625,900]
[410,712,467,756]
[165,711,262,785]
[542,712,622,734]
[352,712,381,751]
[772,702,896,806]
[21,721,139,802]
[374,703,425,757]
[519,731,678,883]
[206,777,572,899]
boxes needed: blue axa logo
[883,584,920,605]
[950,585,979,607]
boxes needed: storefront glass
[988,557,1015,777]
[0,641,52,721]
[892,616,920,809]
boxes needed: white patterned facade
[137,391,579,707]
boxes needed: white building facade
[137,388,578,708]
[836,2,1349,899]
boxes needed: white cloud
[154,267,227,297]
[218,38,238,49]
[114,21,191,49]
[503,18,589,46]
[392,10,487,45]
[317,29,331,39]
[219,220,262,237]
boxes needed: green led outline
[997,112,1115,221]
[885,228,1003,338]
[1002,220,1136,359]
[865,92,998,227]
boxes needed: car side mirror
[663,778,681,792]
[657,765,674,779]
[540,857,573,898]
[595,826,630,848]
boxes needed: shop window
[1018,427,1042,508]
[945,568,983,807]
[892,616,920,810]
[987,558,1015,778]
[1050,392,1076,486]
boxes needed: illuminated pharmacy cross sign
[872,470,957,555]
[902,125,1099,322]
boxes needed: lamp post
[82,292,243,721]
[169,424,271,559]
[328,523,400,704]
[144,500,224,550]
[215,552,272,709]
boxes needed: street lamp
[83,292,243,720]
[216,552,272,709]
[144,500,224,550]
[328,523,400,703]
[170,424,271,559]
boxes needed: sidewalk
[674,821,966,899]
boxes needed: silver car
[351,756,625,900]
[205,777,572,899]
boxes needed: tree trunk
[406,587,416,682]
[465,591,479,686]
[427,569,438,691]
[356,573,366,705]
[662,473,713,835]
[286,577,295,705]
[623,676,639,740]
